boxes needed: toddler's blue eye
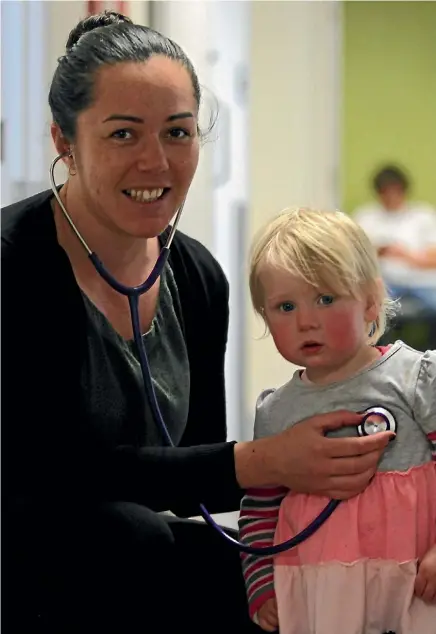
[279,302,295,312]
[318,294,335,306]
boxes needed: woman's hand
[270,410,393,498]
[235,410,393,499]
[415,545,436,604]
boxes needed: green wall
[342,1,436,213]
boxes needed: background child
[239,208,436,634]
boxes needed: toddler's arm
[415,544,436,604]
[412,349,436,459]
[238,486,287,620]
[412,349,436,603]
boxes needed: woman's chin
[121,216,175,240]
[118,194,182,238]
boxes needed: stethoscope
[49,153,397,555]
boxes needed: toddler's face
[260,267,378,382]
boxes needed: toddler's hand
[415,545,436,604]
[256,597,278,632]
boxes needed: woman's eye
[279,302,295,313]
[110,129,134,140]
[168,127,191,139]
[318,294,335,306]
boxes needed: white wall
[151,1,251,441]
[43,1,88,182]
[208,2,251,443]
[245,1,342,435]
[1,0,48,204]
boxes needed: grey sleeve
[253,389,277,440]
[412,349,436,438]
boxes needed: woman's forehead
[86,58,197,118]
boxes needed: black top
[2,190,243,518]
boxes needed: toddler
[239,208,436,634]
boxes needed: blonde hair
[249,207,397,344]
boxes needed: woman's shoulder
[169,228,229,300]
[2,189,55,257]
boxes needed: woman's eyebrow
[102,112,194,123]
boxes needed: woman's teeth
[125,188,164,203]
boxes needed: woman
[1,11,391,634]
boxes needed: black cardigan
[2,190,243,518]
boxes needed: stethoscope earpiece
[358,406,397,438]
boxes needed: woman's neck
[53,182,159,288]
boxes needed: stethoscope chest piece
[358,406,397,438]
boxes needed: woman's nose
[137,137,169,172]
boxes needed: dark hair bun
[66,10,132,52]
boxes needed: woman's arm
[50,409,392,512]
[169,240,233,515]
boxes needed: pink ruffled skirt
[274,462,436,634]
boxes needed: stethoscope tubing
[49,152,341,556]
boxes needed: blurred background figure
[354,165,436,296]
[354,165,436,348]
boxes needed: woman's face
[57,57,200,239]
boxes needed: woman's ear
[51,123,69,155]
[51,123,76,174]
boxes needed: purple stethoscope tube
[49,153,396,556]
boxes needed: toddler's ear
[365,278,383,322]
